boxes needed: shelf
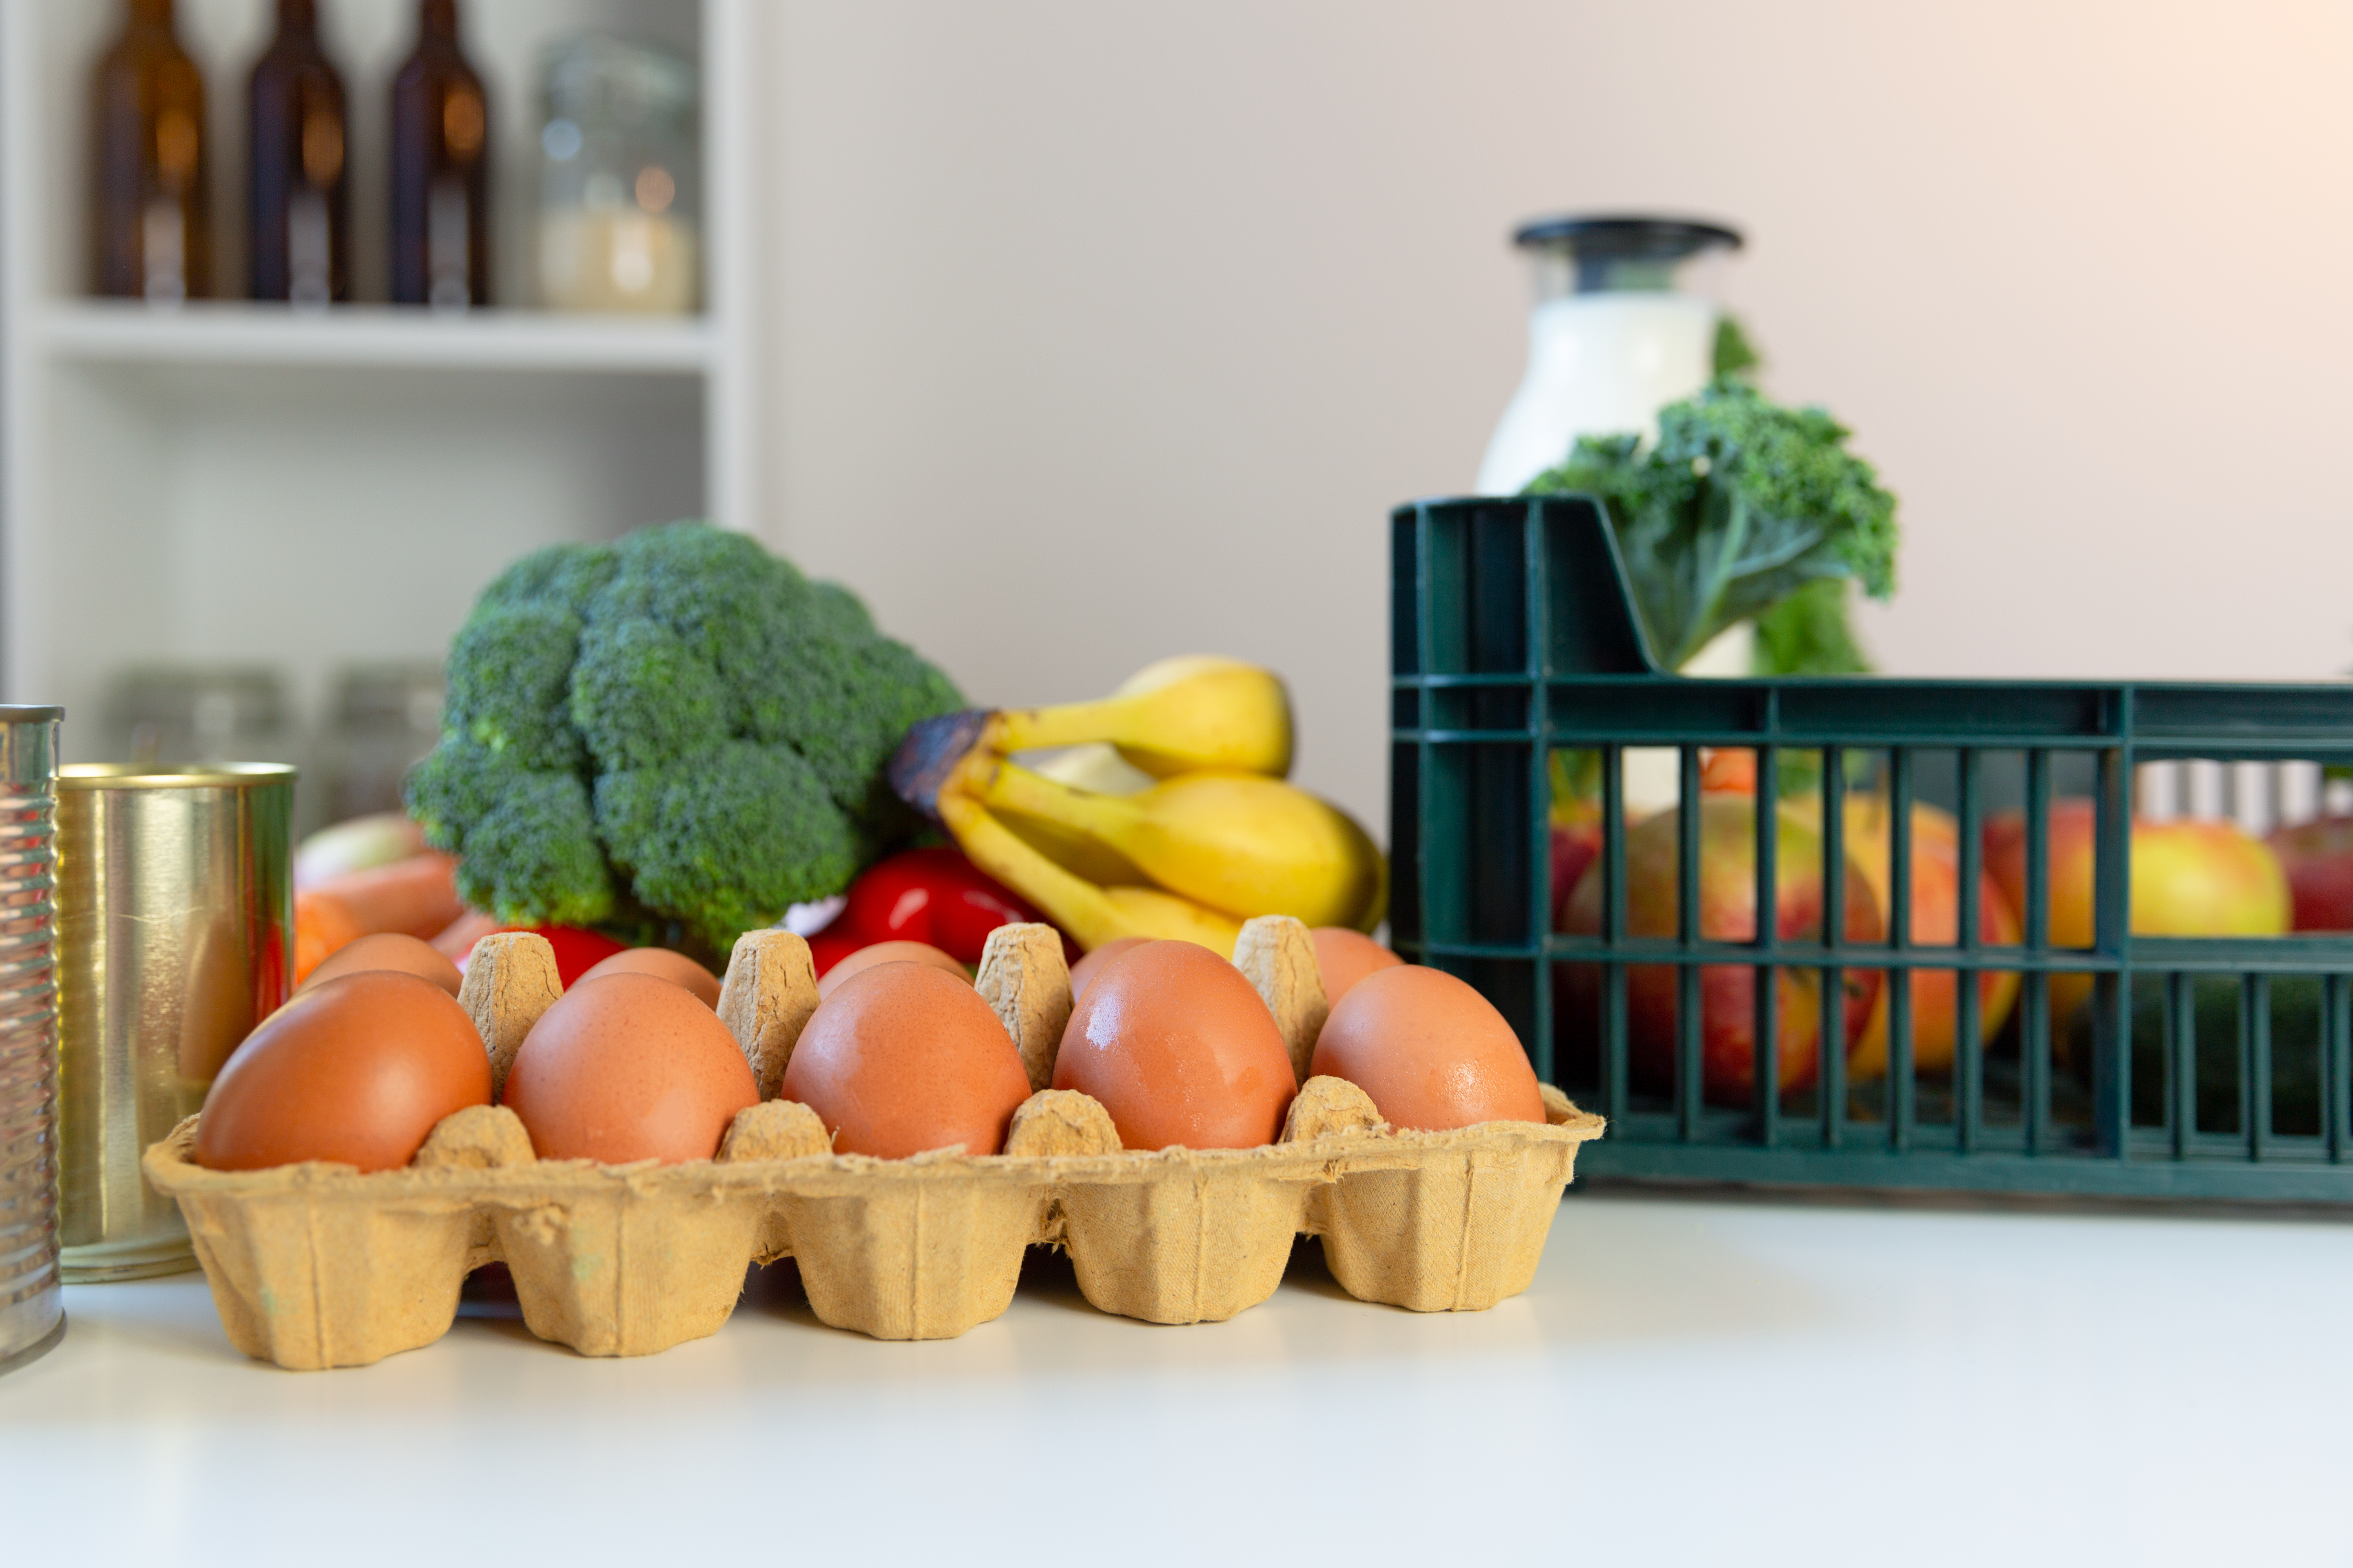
[36,301,715,374]
[0,0,764,775]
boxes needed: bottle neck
[419,0,458,38]
[277,0,317,35]
[127,0,177,31]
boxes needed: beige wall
[760,0,2353,839]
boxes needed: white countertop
[7,1191,2351,1565]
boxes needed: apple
[1986,800,2291,1025]
[1983,800,2100,1025]
[2263,816,2353,931]
[1827,798,2021,1079]
[2133,817,2290,934]
[1559,795,1884,1107]
[1550,814,1601,933]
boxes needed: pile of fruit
[886,655,1387,954]
[1550,750,2333,1106]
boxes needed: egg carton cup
[145,918,1604,1370]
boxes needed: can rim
[0,705,63,723]
[58,762,297,790]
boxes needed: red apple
[1551,817,1601,932]
[2133,818,2290,935]
[1560,795,1884,1107]
[1986,801,2290,1025]
[1827,798,2020,1078]
[1983,800,2100,1025]
[2263,816,2353,931]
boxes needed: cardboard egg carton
[145,918,1604,1370]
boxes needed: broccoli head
[407,521,963,957]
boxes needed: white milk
[1476,291,1717,494]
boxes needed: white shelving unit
[0,0,763,779]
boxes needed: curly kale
[410,521,963,955]
[1527,375,1898,671]
[1751,576,1874,677]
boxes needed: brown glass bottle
[389,0,490,308]
[248,0,348,304]
[90,0,211,301]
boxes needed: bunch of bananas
[888,656,1386,952]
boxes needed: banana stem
[984,698,1139,756]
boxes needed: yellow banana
[972,757,1386,932]
[938,784,1241,952]
[982,655,1293,779]
[1030,741,1155,796]
[1008,743,1156,884]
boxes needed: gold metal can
[55,763,294,1283]
[0,707,63,1373]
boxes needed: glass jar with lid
[1477,215,1742,496]
[535,34,698,313]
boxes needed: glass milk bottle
[1479,215,1744,682]
[1478,215,1740,495]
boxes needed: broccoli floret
[443,602,588,771]
[405,736,507,854]
[408,521,962,955]
[808,580,877,641]
[459,771,615,928]
[596,742,858,954]
[569,616,728,772]
[593,523,806,683]
[408,739,612,922]
[475,540,618,618]
[788,634,967,827]
[1528,375,1897,670]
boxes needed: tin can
[0,707,63,1373]
[56,763,294,1283]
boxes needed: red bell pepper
[815,847,1074,973]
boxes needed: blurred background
[6,0,2350,840]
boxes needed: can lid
[1510,214,1743,259]
[59,762,296,790]
[0,705,63,723]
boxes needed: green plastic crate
[1390,494,2353,1202]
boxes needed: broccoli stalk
[408,522,962,956]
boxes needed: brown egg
[193,970,491,1172]
[503,972,758,1164]
[1311,927,1402,1004]
[299,932,463,996]
[1309,965,1545,1132]
[1052,939,1296,1150]
[1068,936,1149,1000]
[576,947,721,1007]
[817,939,967,999]
[783,963,1031,1157]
